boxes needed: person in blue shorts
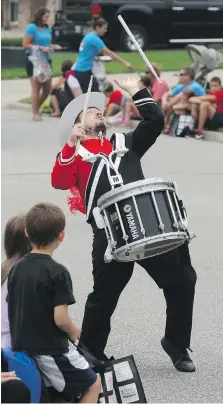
[74,15,132,93]
[162,66,205,132]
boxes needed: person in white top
[1,214,31,349]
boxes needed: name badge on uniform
[110,174,123,187]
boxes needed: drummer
[51,77,197,373]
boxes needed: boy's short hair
[26,203,66,247]
[140,74,152,88]
[104,82,114,93]
[210,76,222,86]
[182,88,194,98]
[61,60,73,74]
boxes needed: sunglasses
[180,72,187,76]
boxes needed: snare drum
[97,178,192,262]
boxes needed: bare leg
[39,79,52,108]
[30,77,41,120]
[191,103,200,120]
[80,376,101,404]
[163,106,173,133]
[104,103,117,117]
[197,101,216,132]
[50,95,61,117]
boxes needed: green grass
[2,49,192,80]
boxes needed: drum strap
[111,132,128,169]
[85,132,128,225]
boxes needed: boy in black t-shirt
[7,202,100,403]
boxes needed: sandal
[163,125,170,134]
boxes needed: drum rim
[98,178,175,209]
[113,232,187,254]
[115,241,186,262]
[113,233,187,261]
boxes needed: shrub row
[2,37,23,47]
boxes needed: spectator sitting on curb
[145,63,169,105]
[162,66,205,133]
[106,75,150,126]
[189,76,223,140]
[104,82,127,117]
[50,60,82,117]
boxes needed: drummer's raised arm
[114,78,164,159]
[131,87,164,158]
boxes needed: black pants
[80,228,197,358]
[51,88,73,113]
[74,70,99,93]
[1,379,31,403]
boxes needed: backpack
[168,113,194,137]
[2,348,42,403]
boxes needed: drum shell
[98,179,189,262]
[104,190,183,250]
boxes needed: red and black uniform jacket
[51,88,164,223]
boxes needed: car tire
[120,24,148,52]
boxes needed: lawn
[1,49,191,80]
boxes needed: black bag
[75,343,147,403]
[168,113,194,137]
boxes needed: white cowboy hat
[59,92,106,147]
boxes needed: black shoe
[161,337,195,372]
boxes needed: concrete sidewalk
[2,69,223,108]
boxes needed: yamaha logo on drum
[123,204,131,213]
[123,204,139,240]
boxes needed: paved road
[2,109,223,403]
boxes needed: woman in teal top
[74,15,132,93]
[23,7,55,121]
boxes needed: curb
[203,130,223,144]
[129,121,223,144]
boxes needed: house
[1,0,62,32]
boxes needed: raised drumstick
[118,15,161,83]
[75,75,93,156]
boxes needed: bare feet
[32,114,42,121]
[50,112,61,117]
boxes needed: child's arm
[51,75,65,90]
[54,305,81,341]
[189,94,216,104]
[52,265,81,341]
[173,102,191,111]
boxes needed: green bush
[1,37,23,47]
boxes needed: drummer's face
[81,107,105,129]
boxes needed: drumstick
[118,15,161,83]
[75,75,93,156]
